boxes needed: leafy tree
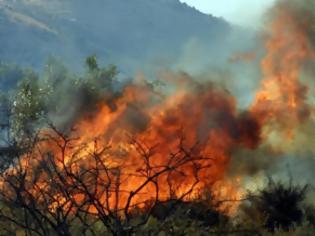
[73,55,119,114]
[10,70,48,144]
[86,55,99,72]
[9,56,119,144]
[83,55,118,94]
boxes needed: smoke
[35,0,315,196]
[225,0,315,191]
[5,0,315,212]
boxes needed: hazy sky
[180,0,276,28]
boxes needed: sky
[180,0,277,28]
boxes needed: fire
[251,2,313,137]
[1,0,315,218]
[1,77,261,216]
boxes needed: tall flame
[2,0,315,217]
[21,77,258,213]
[252,2,313,138]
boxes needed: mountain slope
[0,0,254,73]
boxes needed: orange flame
[252,3,313,136]
[2,1,315,217]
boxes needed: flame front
[2,0,315,217]
[15,78,256,214]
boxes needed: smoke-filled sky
[180,0,276,28]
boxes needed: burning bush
[0,0,315,234]
[0,59,262,234]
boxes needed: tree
[0,125,214,236]
[86,55,99,72]
[8,56,119,145]
[82,55,118,96]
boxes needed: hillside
[0,0,254,73]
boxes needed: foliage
[0,58,314,235]
[86,55,99,72]
[241,179,309,233]
[78,55,118,103]
[132,199,229,235]
[7,55,118,144]
[10,70,47,143]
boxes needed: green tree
[86,54,99,72]
[11,70,47,143]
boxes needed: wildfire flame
[1,0,315,217]
[252,2,313,138]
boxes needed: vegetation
[0,57,313,235]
